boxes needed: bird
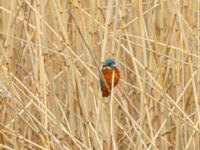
[100,58,120,97]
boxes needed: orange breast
[100,67,120,97]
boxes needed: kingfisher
[100,58,120,97]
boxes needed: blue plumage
[104,58,115,66]
[100,79,103,89]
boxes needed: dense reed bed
[0,0,200,149]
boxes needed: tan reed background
[0,0,200,150]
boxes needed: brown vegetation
[0,0,200,149]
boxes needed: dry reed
[0,0,200,150]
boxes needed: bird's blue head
[103,58,115,66]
